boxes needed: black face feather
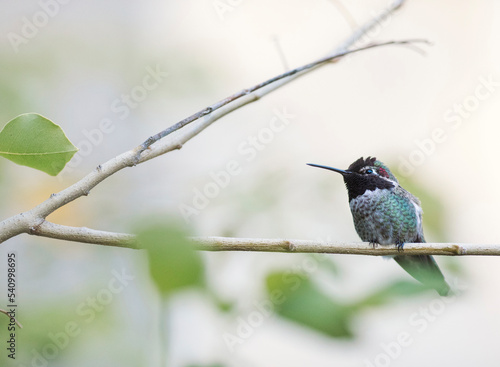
[343,156,395,201]
[347,156,377,173]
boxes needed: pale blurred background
[1,0,500,366]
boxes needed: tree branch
[193,237,500,256]
[0,0,411,246]
[139,0,411,151]
[137,39,428,165]
[31,221,137,248]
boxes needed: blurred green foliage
[266,271,353,337]
[0,286,133,367]
[266,271,428,338]
[136,221,205,297]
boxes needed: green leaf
[0,113,78,176]
[137,222,204,297]
[266,272,354,338]
[265,272,430,339]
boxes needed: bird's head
[307,156,398,201]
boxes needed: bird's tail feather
[393,255,450,296]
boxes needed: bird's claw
[396,243,405,252]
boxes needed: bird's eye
[365,169,373,174]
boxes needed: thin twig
[329,0,358,30]
[18,226,500,257]
[139,39,426,152]
[271,35,290,71]
[31,221,137,248]
[139,0,409,152]
[0,309,23,328]
[193,237,500,256]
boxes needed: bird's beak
[306,163,351,175]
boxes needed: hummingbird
[307,156,450,296]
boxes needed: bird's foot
[396,243,405,252]
[369,242,378,249]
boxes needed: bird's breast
[348,188,419,245]
[349,188,388,214]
